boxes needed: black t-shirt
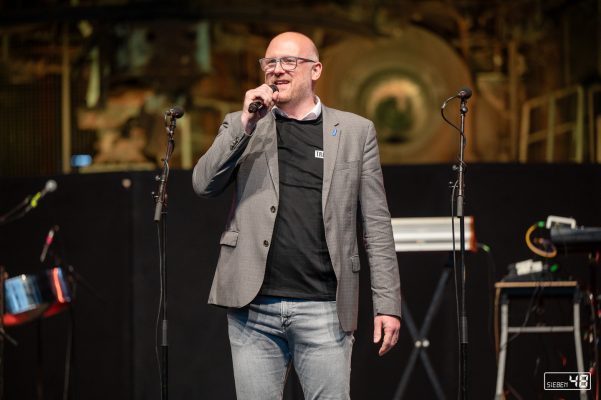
[260,113,337,300]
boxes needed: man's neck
[277,97,317,120]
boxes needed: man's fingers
[378,326,394,356]
[392,329,400,346]
[241,84,278,133]
[374,315,401,356]
[373,317,382,343]
[260,83,278,104]
[244,85,275,111]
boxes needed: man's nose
[273,60,286,73]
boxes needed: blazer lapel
[261,114,279,199]
[322,106,340,214]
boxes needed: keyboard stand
[493,281,586,400]
[392,267,450,400]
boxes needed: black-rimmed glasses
[259,56,317,72]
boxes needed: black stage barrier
[0,164,600,400]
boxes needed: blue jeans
[227,296,354,400]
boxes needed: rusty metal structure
[0,0,599,175]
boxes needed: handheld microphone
[29,180,57,210]
[40,225,59,263]
[165,106,184,119]
[248,85,279,113]
[457,87,472,100]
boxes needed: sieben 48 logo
[544,372,591,391]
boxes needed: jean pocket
[350,255,360,272]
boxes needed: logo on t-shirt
[315,150,324,159]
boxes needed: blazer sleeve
[359,121,402,319]
[192,111,250,198]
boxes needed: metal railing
[519,85,585,163]
[587,84,601,163]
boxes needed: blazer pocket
[219,230,239,247]
[335,160,360,171]
[350,255,360,272]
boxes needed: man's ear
[312,62,323,81]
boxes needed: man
[193,32,401,400]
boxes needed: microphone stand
[457,98,468,400]
[441,94,470,400]
[153,111,179,400]
[44,231,105,400]
[0,180,57,226]
[0,196,31,226]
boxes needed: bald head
[263,32,322,118]
[265,32,319,61]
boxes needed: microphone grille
[45,179,58,193]
[459,87,472,99]
[168,106,185,118]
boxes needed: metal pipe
[61,23,71,174]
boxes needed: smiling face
[264,32,322,117]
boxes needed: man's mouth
[274,80,290,87]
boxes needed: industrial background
[1,0,600,399]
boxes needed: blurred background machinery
[0,0,599,176]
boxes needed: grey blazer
[192,105,401,332]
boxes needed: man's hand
[241,84,279,134]
[373,315,401,356]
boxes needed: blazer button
[270,206,276,213]
[263,240,269,247]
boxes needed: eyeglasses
[258,56,317,72]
